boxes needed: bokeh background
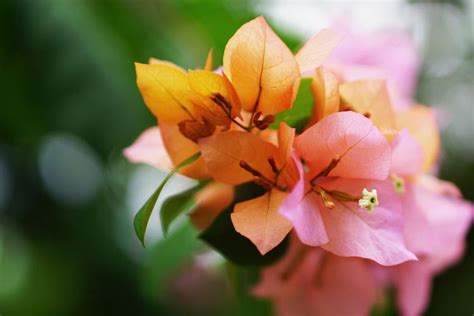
[0,0,473,315]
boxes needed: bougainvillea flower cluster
[124,16,473,315]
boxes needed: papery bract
[160,120,209,179]
[296,28,343,74]
[198,131,279,185]
[390,129,423,176]
[396,105,440,172]
[135,63,196,123]
[388,129,472,315]
[279,157,328,246]
[200,123,300,254]
[317,178,416,265]
[123,126,173,171]
[223,16,300,115]
[327,24,420,108]
[254,238,378,316]
[306,67,339,126]
[296,111,391,180]
[232,189,292,255]
[392,184,472,316]
[339,79,396,132]
[189,182,234,230]
[287,112,416,265]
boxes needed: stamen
[311,155,341,183]
[253,177,273,191]
[342,105,354,111]
[255,114,275,130]
[212,94,252,131]
[320,190,335,209]
[358,188,379,213]
[363,112,371,118]
[239,160,262,177]
[211,93,232,109]
[240,160,286,191]
[252,111,262,124]
[267,157,279,174]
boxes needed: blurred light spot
[38,134,103,205]
[126,165,196,246]
[0,151,12,211]
[259,0,407,39]
[411,3,467,77]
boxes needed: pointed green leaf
[133,152,201,247]
[160,181,209,236]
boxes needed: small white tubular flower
[391,175,405,194]
[358,188,379,213]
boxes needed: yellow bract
[188,69,241,125]
[135,63,196,123]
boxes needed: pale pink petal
[416,174,462,198]
[252,235,306,298]
[308,255,378,316]
[401,184,434,256]
[279,158,329,246]
[391,183,472,316]
[318,178,417,266]
[413,184,473,273]
[296,111,391,180]
[391,261,432,316]
[255,240,379,316]
[279,156,305,211]
[296,28,343,74]
[282,192,329,247]
[273,250,323,316]
[123,126,173,171]
[390,129,423,176]
[327,23,420,109]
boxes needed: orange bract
[339,80,396,131]
[231,189,292,255]
[189,182,234,230]
[307,67,340,126]
[198,131,279,185]
[159,120,209,179]
[296,28,344,74]
[223,16,300,115]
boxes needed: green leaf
[200,183,289,266]
[160,181,208,236]
[271,77,314,133]
[133,152,201,247]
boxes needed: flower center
[313,185,379,213]
[358,188,379,213]
[239,157,286,191]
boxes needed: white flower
[358,188,379,212]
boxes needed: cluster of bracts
[125,17,473,316]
